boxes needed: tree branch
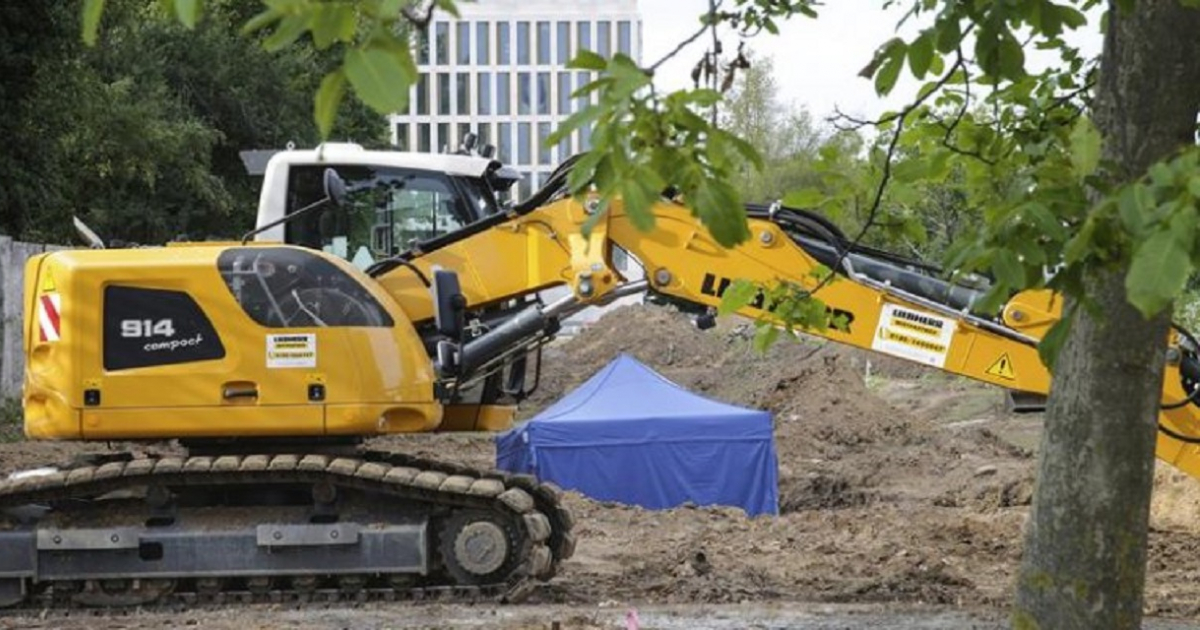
[401,0,438,29]
[649,11,720,73]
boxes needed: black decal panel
[103,286,226,370]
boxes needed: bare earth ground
[4,304,1200,629]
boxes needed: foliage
[548,51,761,246]
[0,0,384,245]
[719,53,826,203]
[79,0,827,249]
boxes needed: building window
[477,72,491,115]
[536,72,550,115]
[497,22,510,64]
[577,21,591,53]
[536,21,551,65]
[456,73,470,115]
[416,29,430,65]
[518,122,531,165]
[516,21,530,65]
[417,123,431,152]
[517,72,531,115]
[556,21,571,64]
[557,126,571,161]
[518,175,532,200]
[395,123,409,150]
[617,20,632,56]
[497,71,511,115]
[597,21,611,57]
[435,22,449,65]
[457,22,470,65]
[416,73,429,115]
[556,72,571,115]
[579,124,592,151]
[574,71,590,110]
[437,72,450,115]
[476,21,490,65]
[478,122,492,148]
[437,122,450,152]
[498,122,513,162]
[458,122,472,148]
[537,122,552,166]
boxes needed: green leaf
[993,249,1025,288]
[1170,205,1198,247]
[1126,228,1192,317]
[1037,313,1073,371]
[718,280,758,316]
[1064,217,1096,263]
[907,32,935,79]
[1069,116,1101,180]
[82,0,106,45]
[241,8,277,34]
[935,17,961,54]
[693,180,750,247]
[434,0,460,18]
[344,47,415,114]
[753,324,780,354]
[996,32,1026,81]
[874,47,905,96]
[174,0,200,28]
[314,70,346,139]
[1054,4,1088,29]
[263,14,310,52]
[311,5,356,49]
[782,188,825,208]
[569,50,607,71]
[1116,185,1145,234]
[377,0,405,16]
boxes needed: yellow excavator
[6,142,1200,609]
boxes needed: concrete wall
[0,237,63,400]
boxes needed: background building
[388,0,643,200]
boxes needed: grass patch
[0,398,22,442]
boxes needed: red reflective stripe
[40,294,60,335]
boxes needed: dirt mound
[501,303,1042,607]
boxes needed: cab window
[285,165,485,269]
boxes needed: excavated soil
[5,303,1200,625]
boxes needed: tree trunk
[1012,2,1200,629]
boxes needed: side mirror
[431,267,466,339]
[323,168,347,208]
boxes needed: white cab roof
[265,143,498,178]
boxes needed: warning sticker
[266,334,317,368]
[871,303,955,368]
[986,353,1016,380]
[37,293,61,342]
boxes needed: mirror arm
[240,195,330,245]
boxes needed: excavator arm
[376,172,1200,482]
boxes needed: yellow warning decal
[986,353,1016,380]
[41,270,56,293]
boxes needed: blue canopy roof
[496,354,779,516]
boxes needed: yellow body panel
[23,244,445,440]
[439,404,518,432]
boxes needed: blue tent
[496,354,779,516]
